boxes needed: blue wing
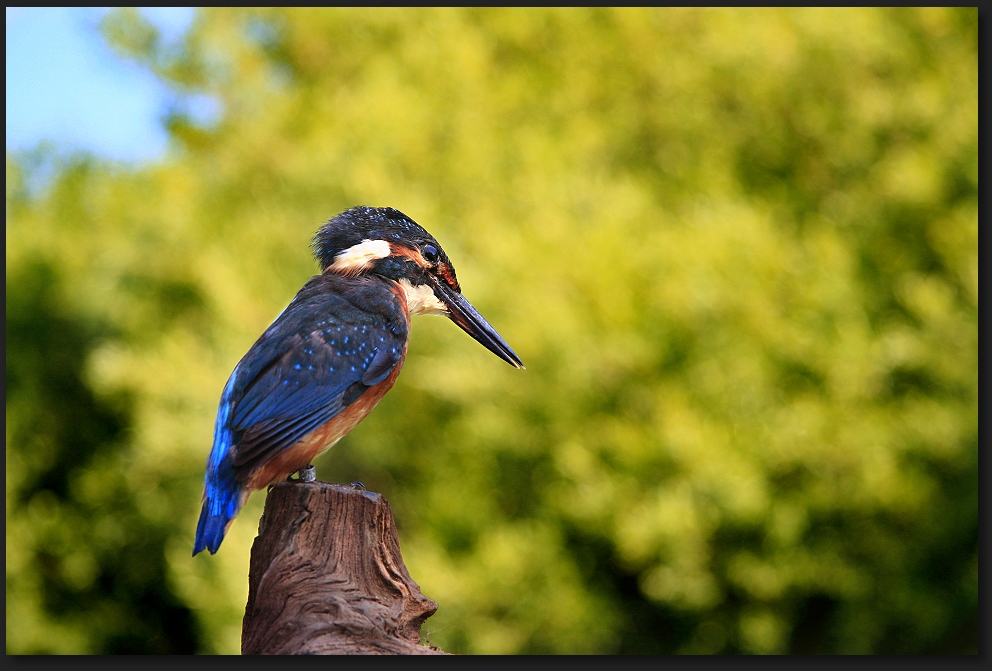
[193,275,408,555]
[226,274,408,479]
[194,274,408,555]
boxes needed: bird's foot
[349,481,366,491]
[296,464,316,483]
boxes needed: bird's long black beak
[428,276,525,369]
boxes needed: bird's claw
[349,481,366,491]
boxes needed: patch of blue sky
[5,7,206,163]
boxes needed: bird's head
[313,206,524,369]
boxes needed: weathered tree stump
[241,481,446,655]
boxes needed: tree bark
[241,481,446,655]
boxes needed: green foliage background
[6,8,977,654]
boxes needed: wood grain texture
[241,481,446,655]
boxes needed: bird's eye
[423,244,439,264]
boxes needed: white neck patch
[399,278,448,316]
[329,239,391,275]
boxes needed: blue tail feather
[195,371,242,556]
[193,475,244,556]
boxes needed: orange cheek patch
[243,347,408,491]
[390,244,427,267]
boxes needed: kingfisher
[193,206,523,555]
